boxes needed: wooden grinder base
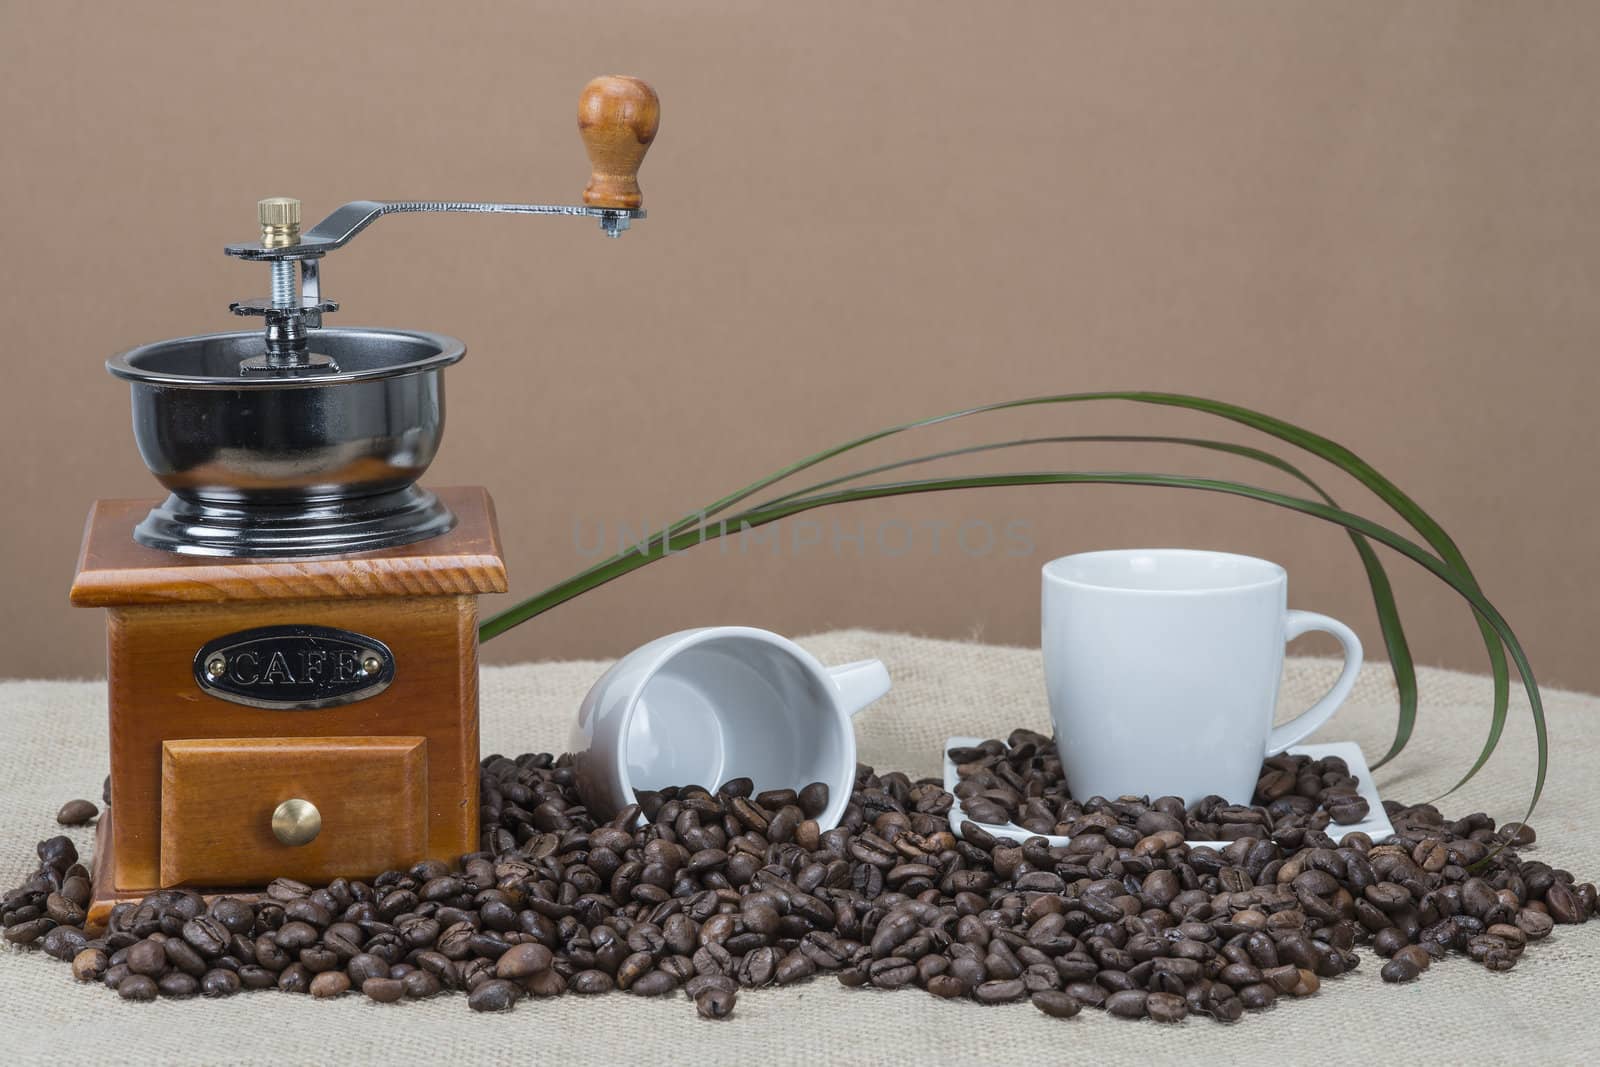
[70,487,508,930]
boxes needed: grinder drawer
[160,736,428,888]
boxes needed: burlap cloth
[1,630,1595,1064]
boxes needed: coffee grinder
[69,76,660,928]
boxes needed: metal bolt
[361,654,383,676]
[205,654,227,679]
[258,198,301,308]
[271,798,322,847]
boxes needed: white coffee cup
[571,627,891,831]
[1042,549,1363,806]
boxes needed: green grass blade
[750,433,1417,769]
[480,390,1497,797]
[480,467,1543,821]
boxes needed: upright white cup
[571,627,891,831]
[1042,549,1363,806]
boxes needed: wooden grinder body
[70,487,507,928]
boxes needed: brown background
[2,1,1596,692]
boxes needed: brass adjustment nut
[271,797,322,846]
[258,197,302,248]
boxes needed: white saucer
[942,736,1395,849]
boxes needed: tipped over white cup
[571,627,892,831]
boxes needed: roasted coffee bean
[1146,991,1187,1023]
[0,749,1583,1026]
[867,956,917,990]
[1326,795,1369,825]
[696,987,737,1019]
[975,978,1027,1004]
[1381,956,1421,983]
[164,937,207,977]
[1031,989,1081,1018]
[798,783,830,819]
[570,969,615,994]
[363,976,406,1002]
[72,947,109,982]
[400,969,441,998]
[236,965,275,990]
[119,974,159,1002]
[158,972,199,998]
[495,943,553,978]
[309,971,350,997]
[630,970,679,996]
[55,799,98,826]
[468,978,521,1012]
[1545,882,1583,925]
[347,952,390,985]
[126,938,166,977]
[1105,990,1148,1019]
[41,924,86,961]
[200,968,241,997]
[276,964,311,994]
[4,918,52,946]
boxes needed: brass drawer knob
[271,798,322,846]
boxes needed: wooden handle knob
[578,75,659,210]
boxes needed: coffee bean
[42,923,86,961]
[1105,990,1148,1018]
[1031,989,1081,1018]
[1394,944,1432,973]
[570,969,614,994]
[158,972,198,998]
[346,952,390,985]
[468,978,521,1012]
[72,947,108,982]
[1238,983,1276,1010]
[272,964,308,994]
[696,987,737,1019]
[630,970,679,996]
[363,976,406,1002]
[201,968,241,997]
[685,973,737,999]
[118,974,159,1002]
[1146,991,1187,1023]
[1326,795,1369,825]
[521,969,566,998]
[975,978,1026,1004]
[0,747,1584,1027]
[236,965,275,990]
[1545,882,1583,924]
[1381,956,1421,983]
[310,970,350,997]
[209,898,255,935]
[126,938,166,977]
[867,956,917,990]
[798,783,830,819]
[55,799,98,826]
[495,942,553,978]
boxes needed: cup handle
[827,659,892,717]
[1267,611,1364,755]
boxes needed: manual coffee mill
[68,76,659,928]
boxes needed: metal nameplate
[194,625,395,710]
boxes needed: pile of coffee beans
[1,737,1593,1023]
[950,729,1373,842]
